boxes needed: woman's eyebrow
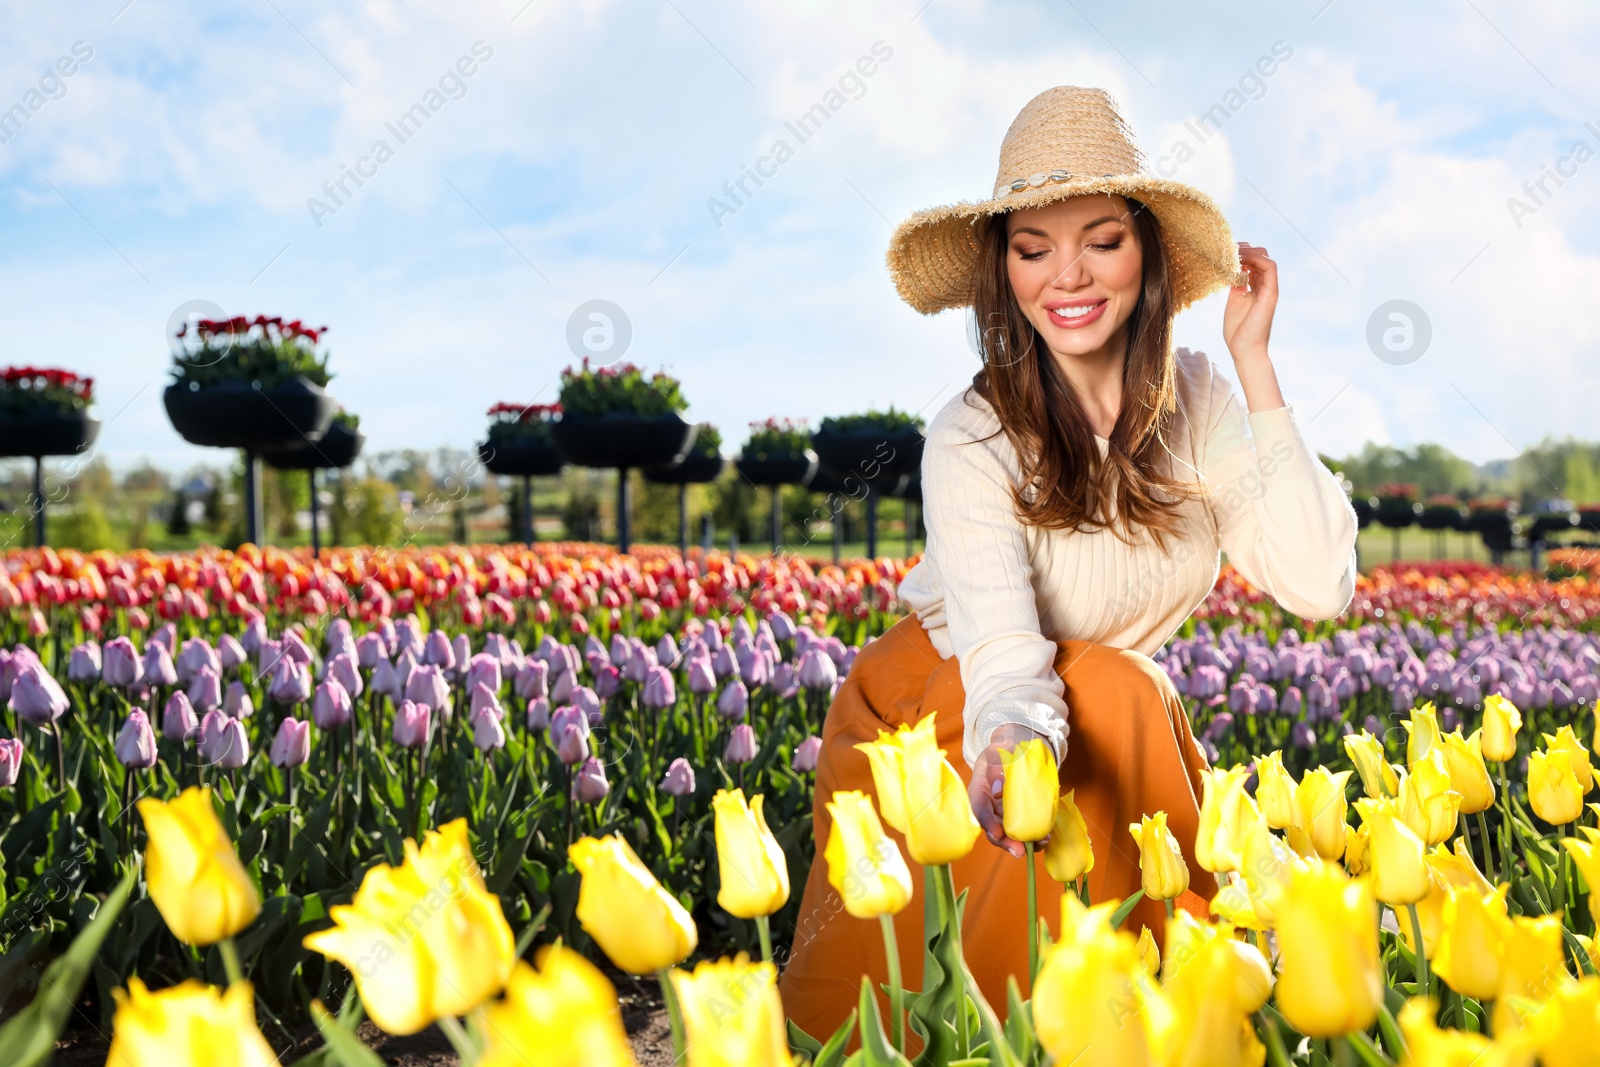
[1009,216,1123,239]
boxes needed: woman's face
[1004,193,1143,361]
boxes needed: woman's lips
[1046,300,1108,329]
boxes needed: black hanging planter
[1581,507,1600,534]
[262,423,366,471]
[1352,496,1374,530]
[810,427,921,490]
[733,451,817,487]
[1373,497,1421,529]
[1418,502,1464,531]
[646,451,725,555]
[552,411,694,553]
[0,409,102,548]
[478,438,566,477]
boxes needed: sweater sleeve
[1201,364,1358,620]
[921,403,1070,768]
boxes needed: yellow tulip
[1396,997,1494,1066]
[1135,925,1160,977]
[303,818,516,1034]
[477,945,638,1067]
[567,833,697,975]
[1493,913,1568,1037]
[1344,823,1371,876]
[1577,933,1600,976]
[1352,797,1430,906]
[1481,693,1523,763]
[1238,818,1301,928]
[1253,751,1296,830]
[670,955,789,1067]
[1396,842,1495,963]
[1129,811,1189,901]
[1403,701,1441,766]
[858,714,981,866]
[823,791,912,919]
[1289,767,1352,861]
[1000,738,1059,842]
[1397,749,1463,845]
[1440,729,1496,814]
[1034,893,1159,1066]
[1152,914,1274,1067]
[1523,975,1600,1067]
[136,787,261,946]
[1343,730,1399,799]
[1544,725,1594,797]
[1273,859,1383,1038]
[1431,883,1511,1001]
[1042,788,1094,884]
[1563,836,1600,931]
[1160,910,1273,1013]
[1209,879,1266,932]
[106,979,277,1067]
[1196,765,1261,874]
[1529,749,1586,826]
[712,789,790,919]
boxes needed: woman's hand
[1222,241,1286,411]
[968,722,1052,859]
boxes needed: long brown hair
[966,194,1202,552]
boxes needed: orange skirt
[778,614,1214,1044]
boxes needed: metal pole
[32,457,44,548]
[832,498,842,565]
[521,475,534,544]
[678,484,688,556]
[308,469,321,555]
[243,450,263,546]
[771,486,782,554]
[865,490,878,560]
[617,467,631,554]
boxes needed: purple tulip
[163,691,198,742]
[176,638,219,686]
[470,682,504,722]
[451,634,472,678]
[1204,712,1235,744]
[1306,677,1335,721]
[472,706,506,752]
[149,622,177,656]
[724,723,759,764]
[371,656,404,700]
[1253,683,1276,715]
[281,629,313,666]
[207,717,250,769]
[0,738,21,786]
[312,679,353,730]
[355,632,388,670]
[593,665,622,700]
[325,653,363,701]
[1226,679,1255,715]
[514,660,549,701]
[1289,721,1315,749]
[1186,665,1226,704]
[466,654,501,695]
[655,634,681,670]
[67,642,102,683]
[792,735,822,773]
[608,633,631,667]
[642,666,676,710]
[1278,686,1303,718]
[797,648,838,691]
[271,717,312,768]
[393,618,422,660]
[222,680,253,720]
[768,610,796,642]
[703,624,724,652]
[737,644,771,689]
[141,643,178,688]
[188,666,222,712]
[572,756,610,804]
[325,618,354,656]
[102,637,143,689]
[661,756,696,796]
[573,686,603,727]
[115,710,158,769]
[686,654,717,696]
[423,630,455,671]
[393,700,432,749]
[269,657,311,706]
[256,638,284,676]
[711,644,737,680]
[771,663,799,700]
[550,705,590,764]
[10,664,69,726]
[717,678,749,722]
[526,696,550,732]
[405,665,451,722]
[839,647,859,676]
[549,669,576,705]
[239,617,267,655]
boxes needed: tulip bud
[724,723,759,765]
[473,707,507,753]
[823,790,912,919]
[392,699,431,749]
[1043,789,1095,884]
[661,756,696,796]
[711,644,736,680]
[327,653,364,701]
[423,630,455,671]
[712,788,789,918]
[466,653,501,694]
[115,711,158,769]
[140,643,177,688]
[593,664,621,700]
[268,657,310,706]
[551,706,591,765]
[797,648,838,692]
[573,685,603,727]
[355,631,387,669]
[685,654,716,695]
[215,633,246,670]
[513,660,548,701]
[452,634,472,677]
[199,712,249,768]
[791,735,822,773]
[641,665,675,709]
[405,664,451,723]
[0,737,21,787]
[312,679,352,731]
[10,663,69,725]
[271,717,312,768]
[568,834,696,974]
[149,622,177,656]
[67,642,102,682]
[1000,738,1059,843]
[717,678,749,722]
[1254,751,1297,829]
[1481,693,1522,763]
[103,636,143,689]
[1129,811,1189,901]
[654,634,680,669]
[162,691,198,743]
[571,756,609,802]
[525,696,550,733]
[217,679,250,721]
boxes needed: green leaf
[0,866,136,1067]
[310,999,387,1067]
[1001,978,1034,1064]
[857,979,912,1067]
[1108,890,1146,931]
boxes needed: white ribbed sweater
[897,349,1358,767]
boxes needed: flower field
[0,545,1596,1063]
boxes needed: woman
[778,86,1357,1038]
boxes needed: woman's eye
[1090,240,1123,252]
[1018,249,1048,261]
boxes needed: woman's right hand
[967,722,1052,859]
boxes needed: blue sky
[3,0,1599,472]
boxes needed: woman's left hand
[1222,242,1277,362]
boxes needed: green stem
[1406,903,1430,995]
[1475,809,1495,883]
[879,913,904,1056]
[1164,896,1175,920]
[756,914,774,965]
[937,864,970,1060]
[1498,761,1513,883]
[437,1015,477,1061]
[219,937,244,987]
[1025,841,1039,984]
[1333,1033,1355,1067]
[658,968,687,1062]
[1255,1011,1291,1067]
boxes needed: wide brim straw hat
[886,86,1245,315]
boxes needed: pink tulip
[239,617,267,655]
[792,735,822,773]
[271,717,312,768]
[115,710,158,769]
[423,630,455,671]
[573,686,603,727]
[10,663,68,726]
[572,756,609,803]
[466,653,501,694]
[222,680,253,720]
[405,665,451,723]
[163,691,198,742]
[0,738,21,786]
[470,682,504,722]
[355,631,387,669]
[326,653,364,700]
[312,679,353,730]
[724,723,758,764]
[472,707,506,752]
[642,665,675,709]
[103,636,143,689]
[393,700,432,749]
[188,665,221,712]
[141,643,177,687]
[149,622,178,656]
[67,642,102,682]
[269,657,311,706]
[514,660,548,701]
[281,629,313,666]
[660,757,695,796]
[686,654,716,695]
[526,696,550,732]
[203,716,250,768]
[717,679,749,722]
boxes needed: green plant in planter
[743,418,810,460]
[818,406,925,435]
[170,316,332,390]
[688,422,723,456]
[0,367,93,415]
[330,409,361,431]
[557,359,686,417]
[485,401,560,444]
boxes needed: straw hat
[885,86,1245,315]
